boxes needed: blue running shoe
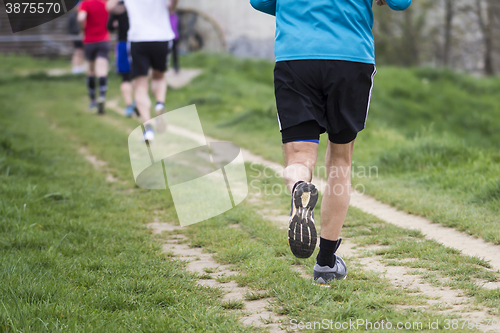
[88,100,97,112]
[125,105,134,117]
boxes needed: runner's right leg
[283,141,319,258]
[172,39,180,73]
[149,41,170,131]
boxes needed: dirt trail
[26,68,202,89]
[147,222,287,332]
[165,69,203,89]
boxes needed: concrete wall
[179,0,276,60]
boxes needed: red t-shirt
[79,0,109,44]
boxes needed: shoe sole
[288,182,318,258]
[314,274,347,285]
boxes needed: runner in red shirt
[78,0,110,114]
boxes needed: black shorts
[83,41,110,61]
[73,40,83,49]
[275,60,376,144]
[130,41,171,78]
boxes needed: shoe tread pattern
[288,182,318,258]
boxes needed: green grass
[0,73,252,332]
[1,53,499,332]
[0,54,70,82]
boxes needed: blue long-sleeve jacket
[250,0,412,64]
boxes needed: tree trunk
[402,6,419,66]
[484,0,495,75]
[443,0,454,67]
[476,0,495,76]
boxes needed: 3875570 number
[5,2,62,14]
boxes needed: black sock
[98,77,107,99]
[317,237,341,268]
[87,76,96,101]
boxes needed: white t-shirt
[123,0,175,42]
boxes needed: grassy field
[1,53,499,332]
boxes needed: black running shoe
[288,181,318,258]
[97,97,105,115]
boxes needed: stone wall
[179,0,276,60]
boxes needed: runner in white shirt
[107,0,179,142]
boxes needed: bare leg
[283,141,319,258]
[320,140,355,241]
[282,141,318,193]
[72,48,85,72]
[151,70,167,105]
[94,57,108,77]
[86,61,96,105]
[87,61,95,77]
[133,76,151,123]
[120,81,133,106]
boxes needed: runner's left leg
[95,57,108,114]
[313,140,353,283]
[151,69,166,113]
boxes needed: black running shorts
[83,41,110,61]
[130,41,171,78]
[73,40,83,49]
[275,60,376,144]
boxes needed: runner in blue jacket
[250,0,411,284]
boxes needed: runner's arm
[250,0,276,16]
[377,0,412,10]
[106,0,120,12]
[77,4,87,29]
[107,14,116,32]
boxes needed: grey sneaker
[313,255,347,284]
[288,181,318,258]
